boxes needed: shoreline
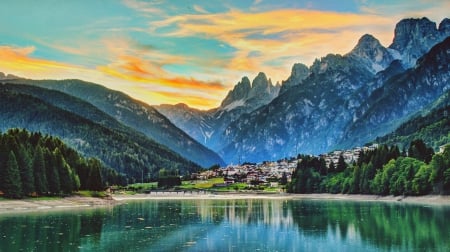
[112,192,450,205]
[0,196,115,215]
[1,193,450,215]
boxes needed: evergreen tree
[280,172,288,185]
[45,149,60,195]
[352,165,361,194]
[87,158,104,191]
[0,136,8,192]
[328,160,335,173]
[17,146,35,196]
[33,146,48,195]
[54,148,73,194]
[408,139,434,163]
[336,155,347,172]
[4,151,23,198]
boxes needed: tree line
[288,139,450,195]
[0,129,125,198]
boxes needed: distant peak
[174,103,190,109]
[291,63,309,79]
[439,18,450,33]
[351,34,382,53]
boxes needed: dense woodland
[0,129,125,198]
[288,140,450,195]
[0,88,201,181]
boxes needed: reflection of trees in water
[218,199,294,229]
[289,200,450,250]
[0,210,99,252]
[1,200,449,251]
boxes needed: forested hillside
[0,87,201,181]
[8,79,225,167]
[0,129,122,198]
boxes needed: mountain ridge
[4,78,225,167]
[0,85,201,180]
[156,17,450,164]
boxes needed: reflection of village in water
[1,199,449,251]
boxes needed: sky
[0,0,448,109]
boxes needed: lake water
[0,198,449,251]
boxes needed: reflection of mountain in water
[0,200,449,251]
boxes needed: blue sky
[1,0,448,109]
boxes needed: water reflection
[0,199,449,251]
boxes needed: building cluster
[194,144,380,186]
[319,144,379,167]
[196,160,297,186]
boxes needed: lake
[0,198,449,251]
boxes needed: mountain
[0,84,201,180]
[156,17,449,164]
[389,17,450,68]
[347,34,395,73]
[340,36,450,148]
[156,72,280,151]
[5,78,224,167]
[218,18,450,163]
[221,51,375,163]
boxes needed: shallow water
[0,199,449,251]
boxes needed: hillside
[5,79,225,167]
[0,86,201,181]
[374,93,450,151]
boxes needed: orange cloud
[151,9,396,82]
[0,46,76,74]
[0,45,223,109]
[156,91,221,109]
[97,39,227,95]
[98,64,225,92]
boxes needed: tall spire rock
[221,77,251,108]
[219,72,279,112]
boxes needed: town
[194,144,380,187]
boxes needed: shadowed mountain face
[0,84,201,180]
[4,79,225,167]
[156,18,450,164]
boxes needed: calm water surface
[0,199,449,251]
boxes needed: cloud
[150,8,395,83]
[0,45,80,75]
[122,0,164,15]
[358,0,450,23]
[155,90,220,109]
[97,37,227,94]
[193,5,209,14]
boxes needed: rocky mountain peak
[249,72,270,98]
[348,34,394,73]
[220,76,251,108]
[439,18,450,33]
[389,17,442,68]
[280,63,310,93]
[390,17,438,49]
